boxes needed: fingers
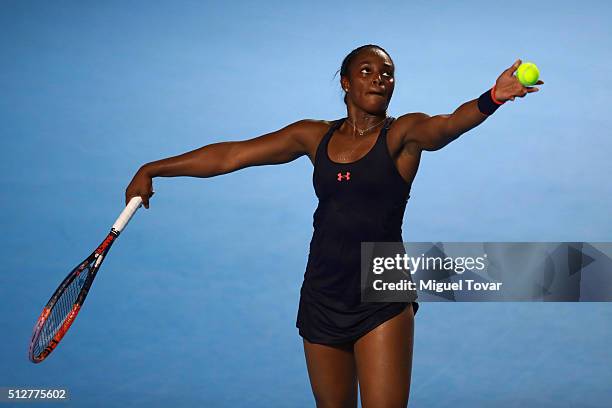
[125,191,154,209]
[143,190,154,209]
[511,87,528,99]
[508,59,522,75]
[507,86,539,101]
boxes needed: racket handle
[112,196,143,234]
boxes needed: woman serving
[125,44,542,408]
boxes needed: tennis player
[125,45,542,407]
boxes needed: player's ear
[341,77,350,93]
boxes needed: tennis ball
[516,62,540,86]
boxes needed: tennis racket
[29,196,143,363]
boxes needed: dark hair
[336,44,393,104]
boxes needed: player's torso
[303,118,422,187]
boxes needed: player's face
[343,48,395,114]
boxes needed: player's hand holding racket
[125,166,155,208]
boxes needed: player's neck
[345,111,387,136]
[346,108,386,129]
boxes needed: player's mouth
[367,90,386,97]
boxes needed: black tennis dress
[296,117,419,345]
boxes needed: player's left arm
[399,59,544,151]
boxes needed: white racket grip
[112,196,143,234]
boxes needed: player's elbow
[223,142,246,173]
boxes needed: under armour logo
[337,172,351,181]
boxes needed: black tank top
[297,117,417,344]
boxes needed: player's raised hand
[494,59,544,102]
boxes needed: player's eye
[360,68,370,74]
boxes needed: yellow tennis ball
[516,62,540,86]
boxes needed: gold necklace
[336,117,387,162]
[345,116,387,136]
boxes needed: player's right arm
[125,120,318,207]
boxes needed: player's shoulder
[284,118,336,140]
[393,112,430,131]
[282,119,336,152]
[390,112,431,142]
[290,118,335,133]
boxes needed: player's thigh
[303,339,358,408]
[354,305,415,408]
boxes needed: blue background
[2,0,611,406]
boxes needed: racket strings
[33,264,91,357]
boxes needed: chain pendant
[346,116,387,137]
